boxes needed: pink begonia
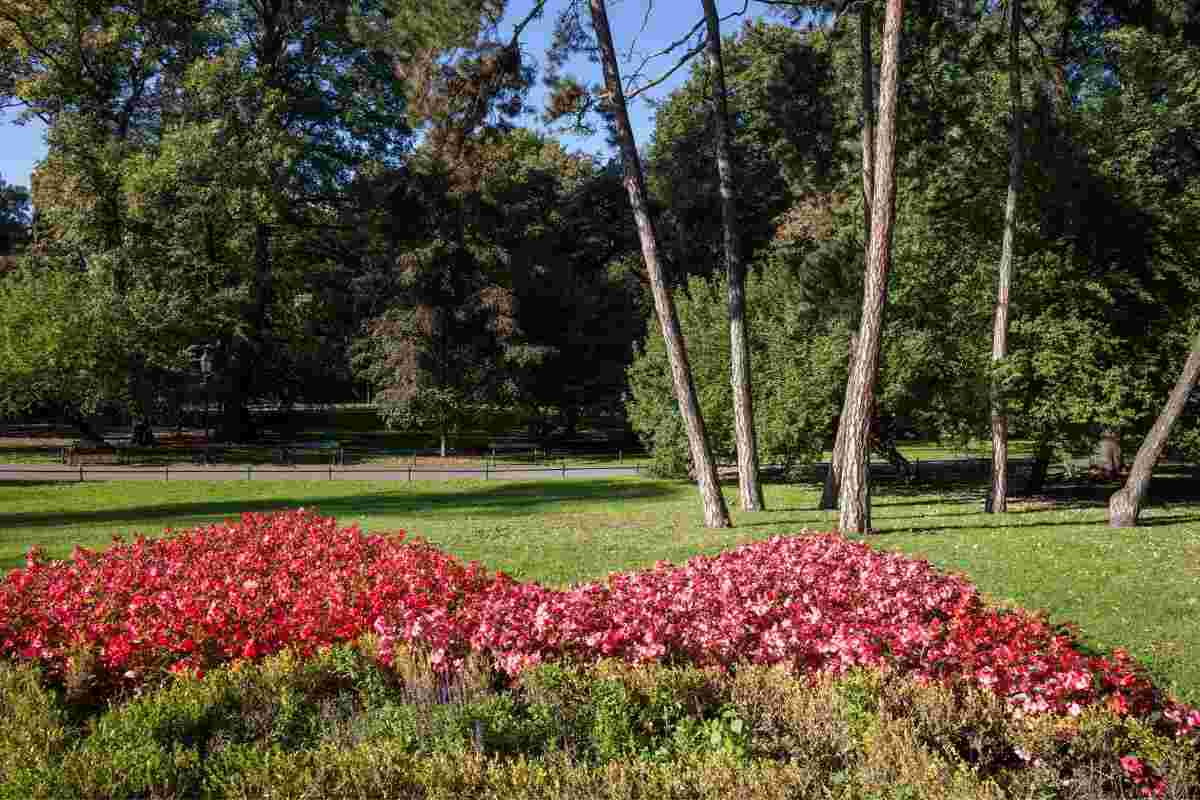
[2,509,1197,758]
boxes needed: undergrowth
[2,643,1197,799]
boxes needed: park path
[0,458,1024,483]
[0,464,644,482]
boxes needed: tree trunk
[987,0,1023,514]
[441,431,447,458]
[1108,332,1200,527]
[216,363,255,443]
[822,8,874,513]
[66,409,109,445]
[860,3,875,240]
[1097,428,1122,478]
[590,0,731,528]
[821,332,858,510]
[838,0,905,535]
[702,0,765,512]
[1024,440,1052,495]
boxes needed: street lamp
[199,347,213,443]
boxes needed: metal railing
[0,462,644,482]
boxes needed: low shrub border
[1,509,1197,795]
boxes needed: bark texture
[838,0,904,535]
[702,0,764,512]
[821,8,874,512]
[1108,332,1200,527]
[1098,429,1122,478]
[590,0,731,528]
[987,0,1023,514]
[821,332,858,509]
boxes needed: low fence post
[562,460,566,479]
[246,464,252,481]
[165,463,170,482]
[408,464,412,482]
[79,465,84,482]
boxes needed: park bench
[63,444,125,465]
[273,441,343,466]
[487,441,537,458]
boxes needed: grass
[2,472,1199,705]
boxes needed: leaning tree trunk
[838,0,904,535]
[1108,332,1200,527]
[986,0,1024,514]
[702,0,765,512]
[590,0,731,528]
[822,5,875,512]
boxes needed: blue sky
[0,0,763,191]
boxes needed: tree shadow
[1037,469,1200,505]
[0,479,677,532]
[868,513,1200,536]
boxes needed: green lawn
[2,476,1199,704]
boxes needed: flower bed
[2,509,1197,744]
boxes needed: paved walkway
[0,464,644,482]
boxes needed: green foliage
[3,650,1195,798]
[0,177,30,259]
[0,264,130,417]
[627,265,852,476]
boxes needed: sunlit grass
[1,474,1198,704]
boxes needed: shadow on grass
[869,513,1200,536]
[0,479,678,532]
[1038,470,1200,505]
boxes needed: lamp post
[200,347,212,443]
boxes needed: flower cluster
[0,509,496,688]
[382,533,1198,740]
[1,509,1196,745]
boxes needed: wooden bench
[273,441,343,466]
[64,445,124,465]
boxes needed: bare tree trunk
[821,7,874,512]
[702,0,764,512]
[987,0,1023,514]
[822,332,858,509]
[1097,428,1123,477]
[838,0,904,535]
[590,0,731,528]
[1024,439,1052,495]
[859,2,876,239]
[1109,333,1200,527]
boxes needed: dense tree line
[1,0,1198,526]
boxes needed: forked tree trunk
[838,0,904,535]
[1108,333,1200,527]
[987,0,1023,514]
[590,0,731,528]
[822,7,875,512]
[702,0,765,512]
